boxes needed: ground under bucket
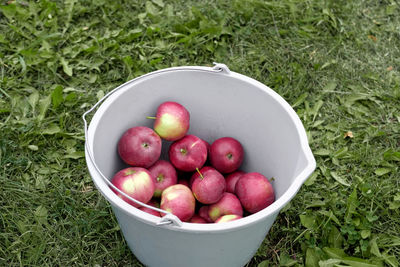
[84,64,316,267]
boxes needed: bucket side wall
[113,205,279,267]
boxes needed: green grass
[1,0,399,266]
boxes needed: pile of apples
[111,101,275,223]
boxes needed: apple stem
[146,116,156,119]
[196,168,204,179]
[269,177,275,182]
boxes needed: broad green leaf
[146,1,159,15]
[19,56,26,73]
[374,168,391,176]
[323,247,347,259]
[383,149,400,162]
[300,214,316,229]
[394,193,400,201]
[323,81,337,92]
[280,252,297,266]
[305,171,319,186]
[28,91,39,110]
[34,205,48,225]
[281,202,291,212]
[388,201,400,210]
[312,120,325,128]
[311,100,324,121]
[0,3,17,19]
[361,229,371,239]
[292,93,308,108]
[321,59,337,70]
[328,226,343,248]
[331,172,350,187]
[319,210,340,225]
[35,174,47,190]
[88,73,97,83]
[96,90,104,101]
[334,147,348,158]
[64,151,85,159]
[51,85,63,108]
[305,248,320,267]
[151,0,164,7]
[165,4,173,17]
[343,93,369,107]
[306,200,326,208]
[257,260,269,267]
[60,57,73,76]
[332,157,340,166]
[369,237,381,257]
[319,258,342,267]
[345,188,358,221]
[42,124,61,135]
[122,28,143,42]
[28,145,38,151]
[342,256,380,267]
[64,92,77,105]
[38,94,51,122]
[366,212,378,222]
[314,149,331,156]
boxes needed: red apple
[198,206,213,223]
[202,139,210,152]
[160,184,195,222]
[111,167,155,207]
[235,172,275,214]
[118,126,162,168]
[153,101,190,141]
[208,192,243,222]
[148,160,177,197]
[139,199,161,217]
[189,174,196,188]
[209,137,244,173]
[191,167,226,204]
[169,135,208,172]
[215,214,242,223]
[189,214,208,224]
[225,170,246,194]
[202,139,211,165]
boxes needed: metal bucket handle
[83,63,230,227]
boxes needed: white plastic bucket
[84,63,316,267]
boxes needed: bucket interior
[90,70,309,212]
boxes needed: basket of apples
[84,63,316,267]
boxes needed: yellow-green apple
[148,160,177,197]
[118,126,161,168]
[168,135,207,172]
[209,137,244,173]
[198,206,213,223]
[215,214,242,223]
[225,170,245,193]
[153,101,190,141]
[160,184,195,222]
[111,167,155,207]
[235,172,275,214]
[191,166,226,204]
[208,192,243,222]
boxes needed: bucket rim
[85,65,316,232]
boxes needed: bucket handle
[82,63,230,227]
